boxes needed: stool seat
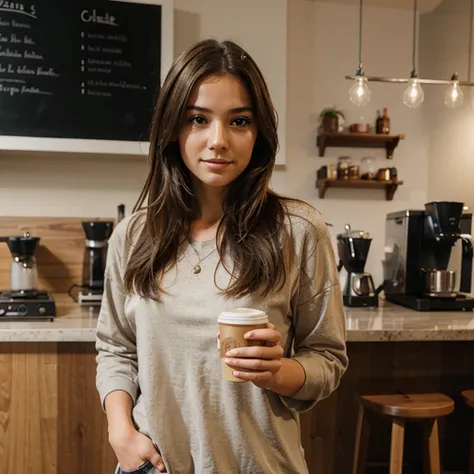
[359,393,455,419]
[353,393,455,474]
[462,390,474,409]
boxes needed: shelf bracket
[385,183,398,201]
[317,135,327,157]
[385,137,400,159]
[316,180,328,198]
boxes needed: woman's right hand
[109,426,166,472]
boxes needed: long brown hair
[124,39,301,301]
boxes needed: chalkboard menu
[0,0,161,142]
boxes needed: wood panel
[0,343,117,474]
[1,340,474,474]
[303,341,474,474]
[0,343,58,474]
[57,343,117,474]
[0,217,114,292]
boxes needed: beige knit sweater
[96,202,348,474]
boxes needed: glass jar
[337,156,351,180]
[360,157,377,180]
[348,165,360,180]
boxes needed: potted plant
[319,107,345,133]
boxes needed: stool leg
[352,405,370,474]
[469,419,474,474]
[423,418,441,474]
[390,418,405,474]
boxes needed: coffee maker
[76,221,114,306]
[383,201,474,311]
[0,232,56,320]
[337,224,379,307]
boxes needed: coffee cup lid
[218,308,268,325]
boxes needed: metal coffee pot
[0,232,40,291]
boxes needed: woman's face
[178,74,258,191]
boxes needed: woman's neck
[190,182,225,241]
[194,183,224,222]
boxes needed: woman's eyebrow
[186,106,254,114]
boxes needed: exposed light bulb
[444,74,464,108]
[402,77,424,108]
[349,76,371,107]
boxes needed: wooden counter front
[2,339,474,474]
[300,341,474,474]
[0,341,116,474]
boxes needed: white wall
[272,0,428,285]
[420,0,474,208]
[0,0,431,286]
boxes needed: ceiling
[309,0,444,14]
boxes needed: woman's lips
[202,159,232,169]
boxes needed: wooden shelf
[316,178,403,201]
[316,132,405,159]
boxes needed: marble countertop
[1,294,474,343]
[345,303,474,342]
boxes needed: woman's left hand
[224,323,284,389]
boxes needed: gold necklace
[185,239,217,274]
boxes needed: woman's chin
[196,174,235,188]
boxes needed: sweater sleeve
[96,220,139,409]
[280,214,348,413]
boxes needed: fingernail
[244,332,252,339]
[224,358,231,363]
[226,349,236,356]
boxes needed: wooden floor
[1,340,473,474]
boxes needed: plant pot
[322,116,339,133]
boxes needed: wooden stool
[352,393,455,474]
[462,390,474,474]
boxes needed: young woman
[96,39,348,474]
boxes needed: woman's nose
[207,121,229,151]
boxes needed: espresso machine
[337,224,379,307]
[0,232,56,320]
[75,221,114,306]
[383,201,474,311]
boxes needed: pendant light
[444,0,472,108]
[402,0,424,108]
[348,0,371,107]
[444,73,464,108]
[345,0,474,107]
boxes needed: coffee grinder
[76,221,114,306]
[383,201,474,311]
[337,224,379,307]
[0,232,56,320]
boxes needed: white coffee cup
[218,308,268,382]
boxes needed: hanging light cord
[411,0,418,77]
[469,0,473,82]
[358,0,363,68]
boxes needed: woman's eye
[189,116,207,125]
[232,117,251,127]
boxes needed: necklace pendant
[193,264,202,274]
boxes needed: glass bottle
[381,107,390,134]
[375,110,383,134]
